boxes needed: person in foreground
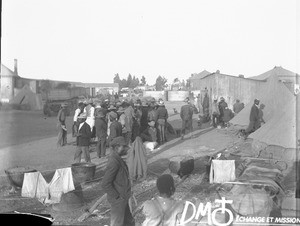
[102,136,135,226]
[141,174,184,226]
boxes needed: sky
[1,0,299,85]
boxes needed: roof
[1,63,17,77]
[201,71,261,81]
[190,70,211,80]
[250,66,297,81]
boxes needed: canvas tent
[11,85,43,110]
[248,96,298,149]
[230,73,294,127]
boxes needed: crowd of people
[56,97,176,162]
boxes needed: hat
[97,109,106,117]
[108,105,117,110]
[61,103,68,107]
[109,111,118,119]
[117,107,125,113]
[148,120,155,127]
[88,99,93,104]
[184,97,190,103]
[78,113,87,119]
[220,97,225,101]
[116,102,122,107]
[110,136,127,147]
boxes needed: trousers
[157,119,166,143]
[96,137,107,157]
[74,146,91,163]
[108,197,135,226]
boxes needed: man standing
[74,113,92,163]
[218,97,228,127]
[95,109,108,158]
[180,97,194,140]
[72,102,85,138]
[258,103,266,128]
[124,102,135,144]
[57,103,68,147]
[108,111,123,144]
[211,98,220,128]
[102,136,134,226]
[233,99,244,115]
[245,99,260,135]
[156,100,168,144]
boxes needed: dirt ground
[0,102,239,225]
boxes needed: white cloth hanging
[209,160,236,183]
[21,167,75,204]
[22,171,49,203]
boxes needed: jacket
[249,104,259,122]
[223,109,234,122]
[180,104,193,121]
[156,106,168,120]
[211,102,220,115]
[76,122,92,146]
[125,106,134,132]
[127,137,147,181]
[108,121,123,144]
[102,151,131,201]
[95,117,107,138]
[57,109,66,124]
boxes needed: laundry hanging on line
[21,167,75,204]
[210,160,236,184]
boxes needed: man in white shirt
[72,102,85,137]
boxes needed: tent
[230,73,294,127]
[248,96,298,149]
[11,85,43,111]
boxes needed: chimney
[14,59,18,75]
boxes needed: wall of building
[143,91,166,100]
[167,91,190,101]
[0,75,15,103]
[194,74,265,110]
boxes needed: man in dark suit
[108,111,123,146]
[102,136,134,226]
[180,97,194,140]
[74,113,92,163]
[95,109,107,158]
[245,99,260,135]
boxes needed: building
[0,59,119,103]
[189,70,211,90]
[190,70,265,110]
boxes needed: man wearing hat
[74,113,92,163]
[57,103,68,147]
[218,97,228,127]
[180,97,194,139]
[102,136,134,226]
[95,109,107,158]
[245,99,260,135]
[108,111,123,146]
[211,98,220,128]
[73,102,85,138]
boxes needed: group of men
[56,97,172,162]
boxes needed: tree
[140,76,146,86]
[155,76,168,91]
[127,74,133,88]
[113,73,121,84]
[120,79,127,89]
